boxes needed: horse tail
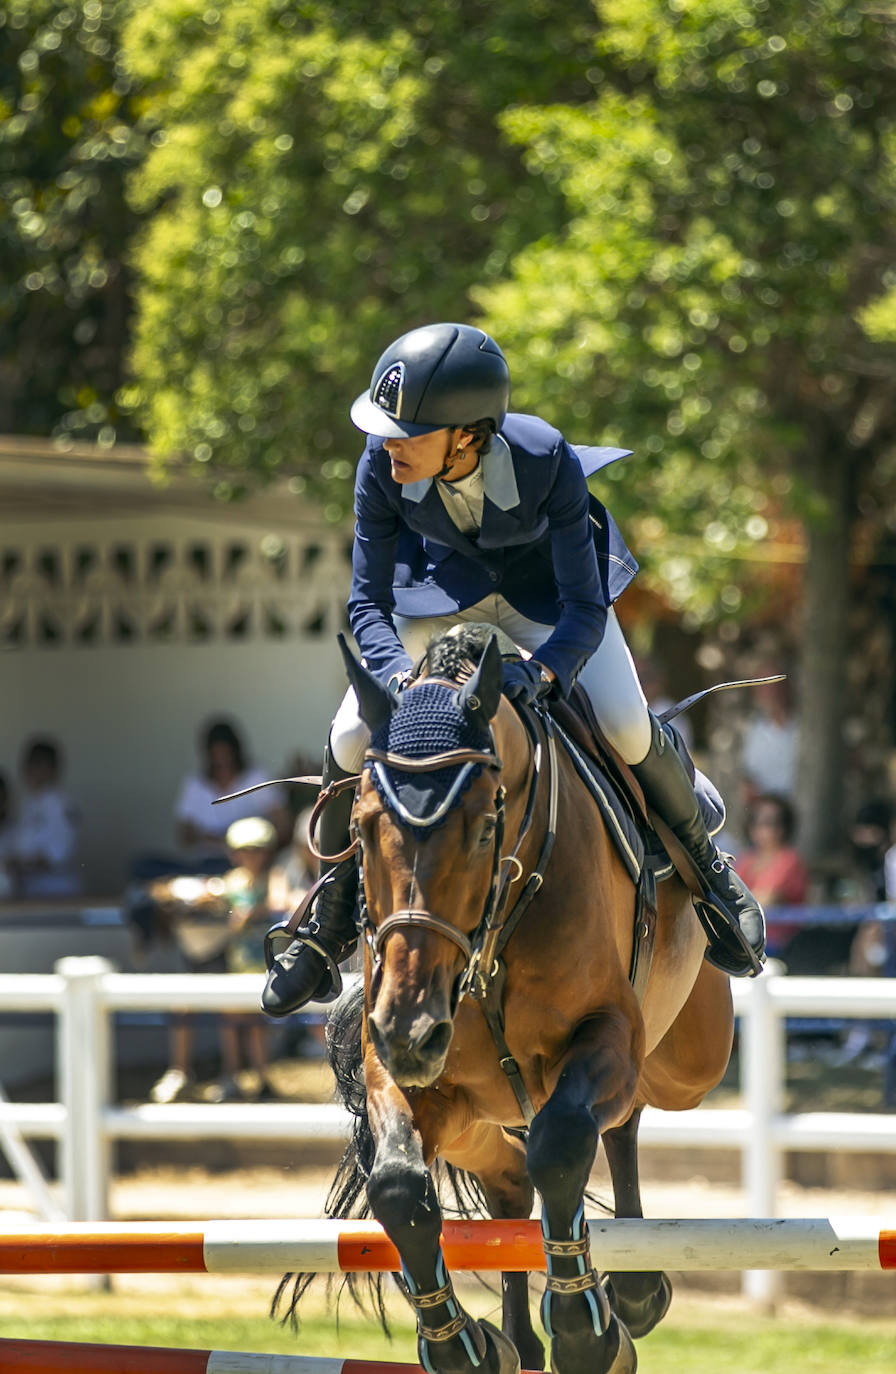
[272,979,490,1331]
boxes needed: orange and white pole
[0,1216,893,1274]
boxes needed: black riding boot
[632,716,766,977]
[262,744,359,1018]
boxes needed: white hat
[225,816,277,851]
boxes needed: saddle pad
[549,718,646,885]
[548,693,727,887]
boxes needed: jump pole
[3,1345,532,1374]
[0,1217,894,1274]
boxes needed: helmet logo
[372,361,405,417]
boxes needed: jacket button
[488,571,499,582]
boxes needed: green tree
[476,0,896,864]
[121,0,601,505]
[0,0,148,441]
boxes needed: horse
[282,624,734,1374]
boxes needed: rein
[356,701,558,1126]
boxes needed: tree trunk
[797,446,853,882]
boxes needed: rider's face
[383,428,463,484]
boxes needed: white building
[1,436,352,896]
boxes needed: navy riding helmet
[350,323,510,439]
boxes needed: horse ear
[337,633,399,733]
[457,633,503,724]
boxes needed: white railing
[0,957,894,1305]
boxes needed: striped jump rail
[2,1344,497,1373]
[1,1217,894,1274]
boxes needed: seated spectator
[268,807,317,918]
[0,772,14,899]
[4,738,82,898]
[740,676,798,809]
[737,793,808,906]
[850,799,893,902]
[128,717,289,955]
[736,793,808,959]
[149,816,279,1105]
[174,718,290,866]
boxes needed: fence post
[56,956,113,1225]
[741,969,784,1310]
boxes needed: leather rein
[355,708,559,1013]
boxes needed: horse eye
[479,815,497,845]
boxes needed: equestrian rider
[262,323,766,1016]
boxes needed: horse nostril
[418,1019,453,1061]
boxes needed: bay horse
[285,626,734,1374]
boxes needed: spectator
[736,793,808,960]
[740,676,798,808]
[268,807,317,917]
[849,799,892,902]
[737,793,809,907]
[4,738,82,898]
[0,772,14,899]
[128,718,290,955]
[835,877,894,1067]
[149,815,280,1105]
[174,718,290,865]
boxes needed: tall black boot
[262,744,360,1018]
[632,716,766,977]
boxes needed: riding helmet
[350,323,510,438]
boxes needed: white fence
[0,957,894,1305]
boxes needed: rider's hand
[501,659,554,707]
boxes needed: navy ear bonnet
[366,681,493,830]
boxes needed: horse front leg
[600,1109,672,1338]
[365,1065,520,1374]
[526,1012,640,1374]
[444,1121,546,1372]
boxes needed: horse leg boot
[367,1111,520,1374]
[527,1020,638,1374]
[600,1110,671,1339]
[631,715,766,976]
[262,742,359,1017]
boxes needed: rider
[262,323,766,1016]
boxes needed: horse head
[339,629,516,1088]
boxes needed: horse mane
[419,623,502,683]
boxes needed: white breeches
[330,598,652,773]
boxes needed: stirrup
[692,893,765,978]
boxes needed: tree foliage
[0,0,147,442]
[477,0,896,620]
[121,0,601,504]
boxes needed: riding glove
[501,659,554,707]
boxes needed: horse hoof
[547,1313,636,1374]
[608,1316,637,1374]
[480,1318,522,1374]
[603,1271,672,1339]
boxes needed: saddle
[550,685,726,881]
[547,685,740,985]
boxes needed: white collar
[401,433,519,510]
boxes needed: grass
[0,1279,894,1373]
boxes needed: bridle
[352,695,559,1020]
[356,739,505,990]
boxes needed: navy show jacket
[347,411,638,697]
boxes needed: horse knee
[368,1157,437,1237]
[528,1100,599,1207]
